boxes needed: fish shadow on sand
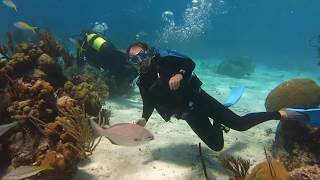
[143,143,226,174]
[71,169,94,180]
[71,159,95,180]
[77,158,94,167]
[143,142,248,175]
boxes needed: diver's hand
[135,118,147,127]
[169,74,183,91]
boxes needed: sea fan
[57,106,105,159]
[221,155,251,179]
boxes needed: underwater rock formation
[266,79,320,171]
[274,120,320,171]
[290,165,320,180]
[265,78,320,112]
[216,56,255,78]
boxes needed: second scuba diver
[75,23,136,96]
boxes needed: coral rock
[290,165,320,180]
[57,142,76,161]
[247,160,290,180]
[44,122,63,138]
[41,150,58,168]
[9,129,38,167]
[30,79,54,99]
[265,78,320,111]
[31,68,47,79]
[274,120,320,169]
[56,96,77,109]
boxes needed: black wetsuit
[77,34,136,95]
[138,51,281,151]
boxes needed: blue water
[1,0,320,67]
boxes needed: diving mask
[128,50,155,73]
[128,50,152,65]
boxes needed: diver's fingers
[174,79,180,90]
[169,78,174,90]
[173,80,179,90]
[170,79,175,90]
[176,81,180,90]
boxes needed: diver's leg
[183,110,224,151]
[194,89,281,131]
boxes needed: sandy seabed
[73,62,318,180]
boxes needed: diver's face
[128,46,152,74]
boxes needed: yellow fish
[14,21,38,33]
[2,0,17,11]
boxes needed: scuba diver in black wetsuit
[125,42,310,151]
[75,28,136,96]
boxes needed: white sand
[73,62,318,180]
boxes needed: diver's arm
[177,57,195,79]
[169,57,195,80]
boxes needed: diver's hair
[126,42,149,56]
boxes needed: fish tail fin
[89,117,105,137]
[14,6,17,12]
[31,27,38,34]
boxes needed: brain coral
[265,78,320,111]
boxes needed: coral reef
[57,106,103,160]
[246,160,290,180]
[265,78,320,112]
[38,32,73,68]
[63,72,109,116]
[0,31,110,179]
[290,165,320,180]
[220,155,250,180]
[1,81,104,179]
[68,64,132,97]
[0,42,67,88]
[8,79,57,126]
[216,56,255,78]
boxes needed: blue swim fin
[286,108,320,128]
[223,86,245,107]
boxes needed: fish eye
[147,136,154,140]
[133,138,140,142]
